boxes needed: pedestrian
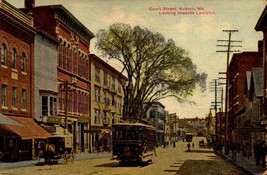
[260,141,267,169]
[254,142,260,165]
[192,142,194,148]
[187,142,191,152]
[173,141,176,148]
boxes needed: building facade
[0,0,50,161]
[145,102,167,146]
[227,51,262,154]
[22,2,95,152]
[90,54,126,152]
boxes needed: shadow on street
[175,159,247,175]
[94,161,151,168]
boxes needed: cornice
[50,5,94,43]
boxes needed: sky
[7,0,267,118]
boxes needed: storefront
[0,116,51,162]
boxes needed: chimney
[25,0,35,15]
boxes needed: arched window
[21,52,26,72]
[12,48,17,69]
[1,44,7,66]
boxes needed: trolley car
[112,118,156,164]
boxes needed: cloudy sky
[8,0,266,118]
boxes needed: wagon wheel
[63,151,69,164]
[69,150,74,163]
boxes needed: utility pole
[65,80,69,135]
[216,29,242,155]
[209,79,221,150]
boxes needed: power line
[216,29,242,154]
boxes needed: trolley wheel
[70,150,74,163]
[63,151,69,164]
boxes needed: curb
[0,152,112,170]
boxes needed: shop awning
[0,113,24,127]
[0,116,51,140]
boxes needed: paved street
[0,137,247,175]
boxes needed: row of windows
[1,44,26,72]
[94,87,122,108]
[94,109,117,124]
[95,66,122,93]
[58,90,89,115]
[1,84,26,110]
[58,45,88,79]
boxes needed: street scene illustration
[0,0,267,174]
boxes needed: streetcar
[185,133,193,142]
[112,118,157,164]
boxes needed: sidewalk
[0,151,112,170]
[216,150,265,175]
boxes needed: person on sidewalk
[187,142,191,152]
[254,141,260,165]
[259,141,267,169]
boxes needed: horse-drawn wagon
[38,134,74,164]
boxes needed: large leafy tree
[95,23,207,118]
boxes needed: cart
[40,134,74,164]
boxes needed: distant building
[145,102,167,146]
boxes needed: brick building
[226,51,263,155]
[0,0,50,161]
[21,0,95,152]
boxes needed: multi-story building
[145,102,167,146]
[89,54,127,152]
[227,51,262,154]
[0,0,50,161]
[34,29,59,131]
[21,0,95,152]
[167,113,178,142]
[255,5,267,128]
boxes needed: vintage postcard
[0,0,267,174]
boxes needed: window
[103,111,109,124]
[42,96,48,116]
[118,82,122,93]
[112,113,116,124]
[94,109,100,124]
[103,91,109,104]
[21,89,26,109]
[1,85,7,107]
[12,48,17,69]
[117,97,122,108]
[95,87,100,102]
[42,95,57,116]
[49,97,57,116]
[95,66,100,83]
[111,94,116,106]
[104,72,108,86]
[21,52,26,72]
[111,77,115,90]
[12,87,17,108]
[1,44,7,66]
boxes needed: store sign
[260,119,267,125]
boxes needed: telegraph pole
[65,80,69,135]
[216,29,242,155]
[209,79,221,150]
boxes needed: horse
[38,141,56,164]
